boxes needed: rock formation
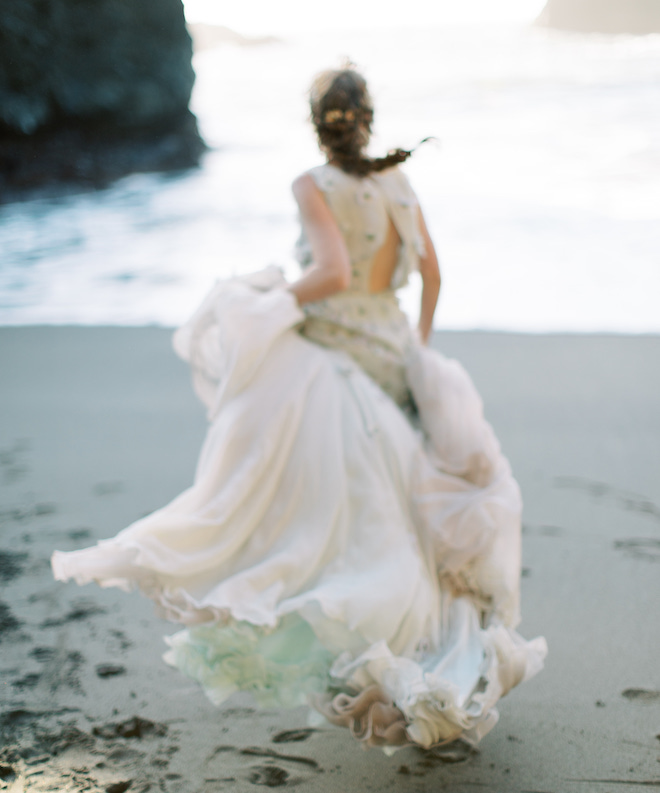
[538,0,660,34]
[0,0,206,200]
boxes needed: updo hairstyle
[310,68,414,177]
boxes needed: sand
[1,326,659,792]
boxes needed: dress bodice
[296,164,425,408]
[295,164,425,292]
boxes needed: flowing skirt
[52,271,546,750]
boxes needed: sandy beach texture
[1,326,659,793]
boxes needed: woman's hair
[310,68,414,177]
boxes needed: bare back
[369,219,402,293]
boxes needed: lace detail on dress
[301,292,414,407]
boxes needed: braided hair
[310,68,415,177]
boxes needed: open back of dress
[296,164,426,407]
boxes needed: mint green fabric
[164,615,334,709]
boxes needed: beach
[1,326,659,792]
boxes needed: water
[1,24,659,332]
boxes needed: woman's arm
[416,206,441,344]
[288,173,351,306]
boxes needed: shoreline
[4,323,660,336]
[1,327,659,791]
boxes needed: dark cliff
[0,0,206,200]
[539,0,660,34]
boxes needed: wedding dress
[52,163,546,750]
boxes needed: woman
[52,67,546,751]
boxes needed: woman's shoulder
[371,164,415,191]
[299,163,356,194]
[291,167,340,206]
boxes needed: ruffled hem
[155,598,546,750]
[315,593,547,749]
[313,686,409,749]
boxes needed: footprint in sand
[29,648,85,694]
[92,716,168,740]
[622,688,660,702]
[0,600,22,635]
[106,781,134,793]
[417,740,475,766]
[240,747,318,769]
[249,765,290,787]
[0,438,30,483]
[68,527,92,541]
[93,481,125,496]
[107,628,133,653]
[96,663,127,678]
[40,598,106,628]
[206,745,236,761]
[271,728,317,743]
[12,672,40,690]
[521,524,564,538]
[555,476,660,521]
[0,549,28,583]
[614,538,660,562]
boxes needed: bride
[52,66,546,750]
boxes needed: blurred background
[0,0,658,332]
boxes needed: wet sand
[1,327,659,792]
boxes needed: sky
[182,0,549,36]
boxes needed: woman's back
[295,164,424,407]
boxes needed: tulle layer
[52,271,546,748]
[163,615,334,709]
